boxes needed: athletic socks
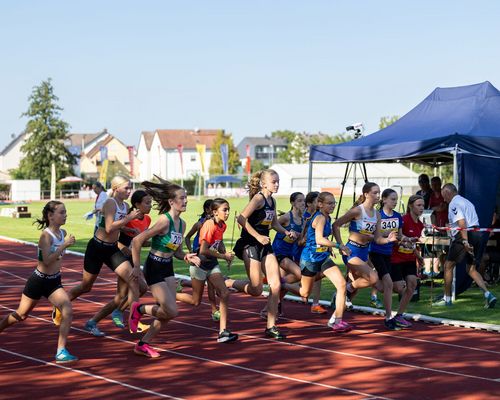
[444,296,451,302]
[346,283,354,293]
[328,316,341,325]
[484,291,491,298]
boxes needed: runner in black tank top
[226,169,296,340]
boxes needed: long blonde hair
[247,169,278,199]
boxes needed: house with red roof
[137,129,222,181]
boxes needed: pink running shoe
[331,320,353,333]
[394,315,412,329]
[134,342,160,358]
[129,301,143,333]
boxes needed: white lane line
[2,245,500,384]
[0,305,390,400]
[3,247,500,356]
[0,347,183,400]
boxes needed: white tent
[271,163,419,196]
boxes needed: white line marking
[2,243,500,386]
[0,305,390,400]
[0,347,183,399]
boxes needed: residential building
[137,129,221,181]
[236,136,287,168]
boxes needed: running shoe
[217,329,239,343]
[111,309,125,329]
[129,301,143,333]
[55,348,78,364]
[384,318,402,331]
[134,342,160,358]
[265,326,286,340]
[212,310,221,322]
[311,304,328,314]
[83,320,105,337]
[52,306,62,326]
[345,295,353,311]
[137,321,150,333]
[485,293,497,309]
[394,315,413,328]
[432,298,452,307]
[330,320,353,333]
[370,298,383,309]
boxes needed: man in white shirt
[91,182,108,231]
[434,183,496,308]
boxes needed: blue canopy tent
[206,175,242,185]
[309,81,500,295]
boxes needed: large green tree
[272,130,350,163]
[11,79,76,188]
[208,130,240,175]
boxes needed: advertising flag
[196,143,206,173]
[220,143,229,175]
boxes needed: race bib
[315,245,329,253]
[398,242,415,254]
[380,218,399,233]
[283,234,296,243]
[260,210,275,226]
[359,222,376,235]
[166,232,183,251]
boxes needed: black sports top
[241,193,276,242]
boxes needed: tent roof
[310,81,500,165]
[206,175,242,184]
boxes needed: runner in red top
[176,198,238,343]
[390,195,425,328]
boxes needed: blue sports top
[272,211,304,256]
[192,216,207,252]
[369,209,402,255]
[300,211,332,263]
[349,205,378,236]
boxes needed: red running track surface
[0,239,499,400]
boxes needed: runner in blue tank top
[332,182,398,311]
[129,176,201,358]
[284,191,328,314]
[368,188,405,330]
[299,192,353,333]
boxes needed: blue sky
[1,1,499,151]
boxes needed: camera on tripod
[346,122,364,139]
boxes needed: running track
[0,239,499,400]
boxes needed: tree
[11,79,76,188]
[379,115,399,130]
[208,131,240,175]
[272,130,350,164]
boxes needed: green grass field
[1,197,498,325]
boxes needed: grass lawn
[1,197,498,325]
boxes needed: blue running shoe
[111,309,125,329]
[485,293,497,309]
[55,348,78,364]
[84,320,105,337]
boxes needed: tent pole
[451,145,459,301]
[336,163,351,220]
[308,160,313,193]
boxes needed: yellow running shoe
[52,306,62,326]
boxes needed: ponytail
[141,175,185,214]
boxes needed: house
[236,136,287,169]
[137,129,221,181]
[71,130,140,179]
[0,129,139,181]
[270,163,419,196]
